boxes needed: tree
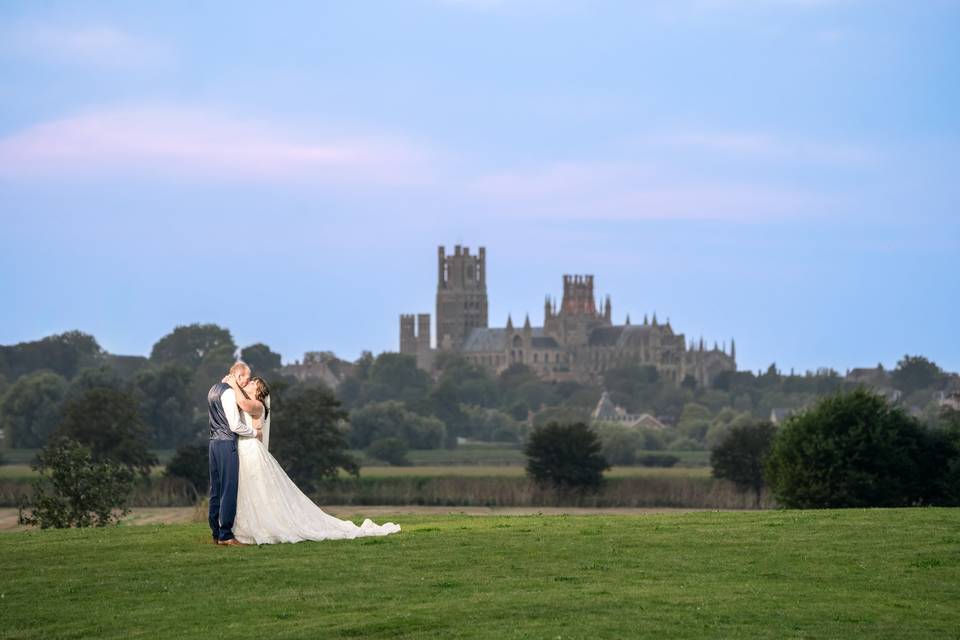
[0,371,68,448]
[19,437,135,528]
[430,357,498,443]
[460,405,524,442]
[66,366,126,402]
[348,401,446,449]
[0,331,103,380]
[892,355,944,395]
[365,437,410,466]
[710,421,776,506]
[348,353,433,414]
[134,364,195,448]
[677,402,712,442]
[525,422,610,493]
[938,407,960,504]
[270,386,358,493]
[593,422,645,466]
[532,405,590,428]
[765,388,947,508]
[57,388,157,477]
[165,443,209,496]
[150,324,236,370]
[240,343,282,376]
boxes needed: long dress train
[233,408,400,545]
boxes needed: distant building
[845,366,902,403]
[281,351,353,389]
[591,391,666,430]
[845,366,890,387]
[400,245,736,387]
[938,391,960,411]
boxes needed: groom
[207,361,259,546]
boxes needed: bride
[221,373,400,545]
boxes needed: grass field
[1,509,958,639]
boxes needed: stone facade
[435,245,488,351]
[400,244,737,387]
[281,351,353,389]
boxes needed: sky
[1,0,958,374]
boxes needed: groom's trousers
[208,439,240,541]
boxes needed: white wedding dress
[233,400,400,545]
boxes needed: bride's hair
[252,377,270,420]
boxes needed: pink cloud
[0,107,438,187]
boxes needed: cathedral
[399,245,736,387]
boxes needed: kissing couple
[207,361,400,545]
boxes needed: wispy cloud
[4,24,173,69]
[0,107,438,187]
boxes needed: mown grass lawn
[1,509,958,639]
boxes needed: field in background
[2,509,958,638]
[357,465,711,478]
[2,444,724,509]
[357,445,710,467]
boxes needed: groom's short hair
[229,361,251,377]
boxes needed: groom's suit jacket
[208,382,257,440]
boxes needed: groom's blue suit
[208,382,241,542]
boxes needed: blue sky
[1,0,958,374]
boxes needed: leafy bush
[938,407,960,503]
[19,437,135,528]
[666,436,704,451]
[710,421,776,505]
[525,422,609,493]
[637,454,680,468]
[460,404,524,442]
[348,401,446,449]
[57,387,157,477]
[165,443,208,496]
[271,386,358,492]
[766,388,949,508]
[366,437,411,466]
[594,422,645,465]
[0,371,68,448]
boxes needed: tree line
[1,326,957,465]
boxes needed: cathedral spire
[523,313,531,330]
[625,314,631,325]
[506,314,514,330]
[652,312,658,326]
[643,313,649,325]
[731,338,736,361]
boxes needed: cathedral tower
[436,245,488,351]
[561,275,598,317]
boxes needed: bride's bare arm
[223,375,264,419]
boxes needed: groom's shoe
[211,537,220,545]
[219,538,248,547]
